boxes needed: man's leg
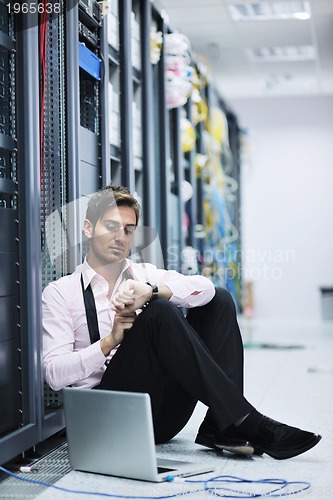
[99,298,253,443]
[186,289,321,459]
[100,292,321,459]
[186,288,245,434]
[186,288,244,390]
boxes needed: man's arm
[111,280,169,312]
[112,268,215,312]
[100,309,136,356]
[42,282,107,390]
[139,264,216,308]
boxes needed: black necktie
[80,274,100,344]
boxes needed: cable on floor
[0,465,310,498]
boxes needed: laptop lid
[63,387,214,482]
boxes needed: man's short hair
[86,185,141,227]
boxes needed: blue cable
[181,475,310,498]
[0,466,311,499]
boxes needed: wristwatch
[146,282,159,301]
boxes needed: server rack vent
[79,0,101,25]
[41,2,68,289]
[78,0,101,137]
[80,73,100,133]
[39,2,69,410]
[0,148,17,208]
[0,1,15,37]
[0,46,16,138]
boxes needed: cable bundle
[164,33,193,109]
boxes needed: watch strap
[146,282,159,301]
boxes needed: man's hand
[100,309,136,356]
[111,279,152,312]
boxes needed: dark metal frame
[184,95,197,248]
[140,0,155,231]
[170,106,184,270]
[155,9,170,264]
[66,1,82,271]
[119,0,134,192]
[0,10,41,465]
[100,12,110,187]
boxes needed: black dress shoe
[244,415,322,460]
[195,425,256,456]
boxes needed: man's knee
[212,287,237,313]
[146,297,180,312]
[141,297,185,322]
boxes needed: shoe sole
[195,434,255,457]
[255,434,322,460]
[216,443,255,456]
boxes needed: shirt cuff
[79,339,107,374]
[164,277,215,308]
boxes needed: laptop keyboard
[157,466,177,473]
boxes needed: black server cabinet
[42,0,105,437]
[0,0,244,466]
[0,2,20,438]
[0,4,42,464]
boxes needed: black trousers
[99,288,253,443]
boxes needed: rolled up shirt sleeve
[138,264,216,308]
[42,282,106,391]
[165,274,216,307]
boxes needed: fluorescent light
[260,73,317,92]
[228,1,311,21]
[294,11,311,20]
[247,45,316,62]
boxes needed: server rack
[40,0,69,439]
[225,109,243,311]
[42,0,105,437]
[199,85,243,310]
[0,4,43,464]
[0,0,243,465]
[106,0,170,267]
[0,0,21,450]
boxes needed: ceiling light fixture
[260,73,317,91]
[228,1,311,21]
[247,45,316,62]
[294,11,311,20]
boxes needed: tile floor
[12,319,333,499]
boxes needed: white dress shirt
[42,258,215,391]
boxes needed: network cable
[0,465,311,498]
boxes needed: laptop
[63,387,215,482]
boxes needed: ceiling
[157,0,333,100]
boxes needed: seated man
[42,185,321,459]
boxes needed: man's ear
[83,219,93,239]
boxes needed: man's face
[84,205,137,266]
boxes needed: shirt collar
[80,258,97,290]
[80,257,134,290]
